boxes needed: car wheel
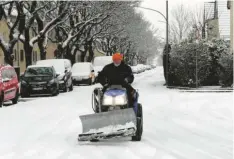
[21,92,30,98]
[0,94,3,108]
[12,89,19,104]
[52,88,59,96]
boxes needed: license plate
[33,87,43,90]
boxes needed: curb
[167,86,233,92]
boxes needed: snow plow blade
[78,108,137,141]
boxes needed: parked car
[92,56,112,77]
[71,62,95,85]
[131,66,139,74]
[0,64,19,107]
[36,59,73,92]
[20,65,60,97]
[150,64,156,69]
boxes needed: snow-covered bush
[207,39,233,87]
[218,53,233,87]
[169,41,211,87]
[169,39,233,87]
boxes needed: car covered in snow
[71,62,95,85]
[0,64,19,107]
[20,65,60,97]
[36,59,73,92]
[131,66,139,74]
[92,56,112,77]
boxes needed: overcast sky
[137,0,225,39]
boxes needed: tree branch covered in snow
[0,0,161,66]
[0,1,27,65]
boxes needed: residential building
[0,20,57,73]
[227,0,233,52]
[204,0,230,41]
[0,11,105,73]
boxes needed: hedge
[168,39,233,87]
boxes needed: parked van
[92,56,112,77]
[71,62,95,85]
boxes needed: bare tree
[0,1,25,65]
[29,1,71,62]
[170,4,192,43]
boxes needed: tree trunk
[38,38,46,60]
[24,28,33,67]
[80,43,88,62]
[64,45,76,64]
[87,40,94,62]
[35,15,46,60]
[55,44,63,59]
[80,51,86,62]
[0,42,13,66]
[4,53,13,66]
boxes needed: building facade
[0,19,105,73]
[227,0,233,53]
[0,19,56,73]
[204,0,231,41]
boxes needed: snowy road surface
[0,67,232,159]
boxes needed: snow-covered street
[0,67,232,159]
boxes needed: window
[1,69,8,79]
[25,67,53,77]
[20,50,24,61]
[8,69,16,78]
[1,69,14,79]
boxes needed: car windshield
[72,63,90,73]
[37,60,65,73]
[25,67,53,77]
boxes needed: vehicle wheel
[21,92,30,98]
[132,103,143,141]
[12,89,19,104]
[69,83,73,91]
[52,88,59,96]
[0,94,3,108]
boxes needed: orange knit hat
[112,53,123,61]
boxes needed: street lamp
[136,1,169,86]
[137,6,167,21]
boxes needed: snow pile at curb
[131,64,155,74]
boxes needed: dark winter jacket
[97,62,134,86]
